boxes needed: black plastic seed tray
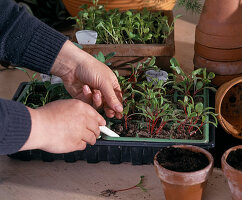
[8,82,215,165]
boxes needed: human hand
[20,99,106,153]
[51,40,123,119]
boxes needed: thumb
[100,81,123,113]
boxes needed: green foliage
[69,2,175,44]
[175,95,217,136]
[93,51,115,66]
[177,0,203,14]
[115,56,218,138]
[170,57,217,97]
[22,82,71,109]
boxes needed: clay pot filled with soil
[215,76,242,139]
[221,145,242,200]
[154,145,213,200]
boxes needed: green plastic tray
[102,88,210,143]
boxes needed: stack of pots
[193,0,242,86]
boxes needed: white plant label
[76,30,98,44]
[40,74,63,84]
[145,70,168,83]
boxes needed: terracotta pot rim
[221,145,242,174]
[193,54,242,75]
[215,77,242,138]
[154,145,214,185]
[194,42,242,62]
[195,28,242,49]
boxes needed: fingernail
[94,93,100,100]
[114,105,123,112]
[83,85,90,93]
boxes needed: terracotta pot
[62,0,176,17]
[194,0,242,84]
[221,145,242,200]
[193,54,242,75]
[194,43,242,62]
[195,0,242,49]
[215,77,242,139]
[154,145,214,200]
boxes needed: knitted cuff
[0,99,31,155]
[21,23,67,74]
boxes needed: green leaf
[204,86,217,92]
[123,105,130,115]
[105,52,116,60]
[208,72,215,79]
[203,68,207,79]
[83,12,88,18]
[172,86,184,93]
[126,10,132,16]
[187,105,191,116]
[97,52,105,63]
[184,96,188,103]
[73,42,83,49]
[144,28,150,33]
[190,112,197,117]
[44,81,51,89]
[195,102,203,114]
[129,32,136,39]
[170,58,181,74]
[192,68,203,78]
[15,67,27,73]
[196,81,203,91]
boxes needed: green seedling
[170,57,217,97]
[100,175,147,197]
[69,1,175,44]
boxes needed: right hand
[20,99,106,153]
[51,41,123,119]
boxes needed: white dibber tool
[99,126,120,137]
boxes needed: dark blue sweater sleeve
[0,0,68,74]
[0,0,68,155]
[0,99,31,155]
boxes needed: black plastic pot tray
[9,82,215,165]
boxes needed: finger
[76,85,93,104]
[86,112,106,137]
[81,129,97,145]
[104,107,115,118]
[115,112,123,119]
[100,80,123,113]
[77,141,87,150]
[92,90,102,109]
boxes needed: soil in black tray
[111,119,204,140]
[226,149,242,171]
[156,147,209,172]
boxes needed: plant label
[145,70,168,83]
[40,74,63,84]
[76,30,98,44]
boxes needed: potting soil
[226,149,242,171]
[156,147,209,172]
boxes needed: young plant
[114,57,161,129]
[134,80,175,135]
[100,175,147,197]
[175,95,217,136]
[170,57,216,97]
